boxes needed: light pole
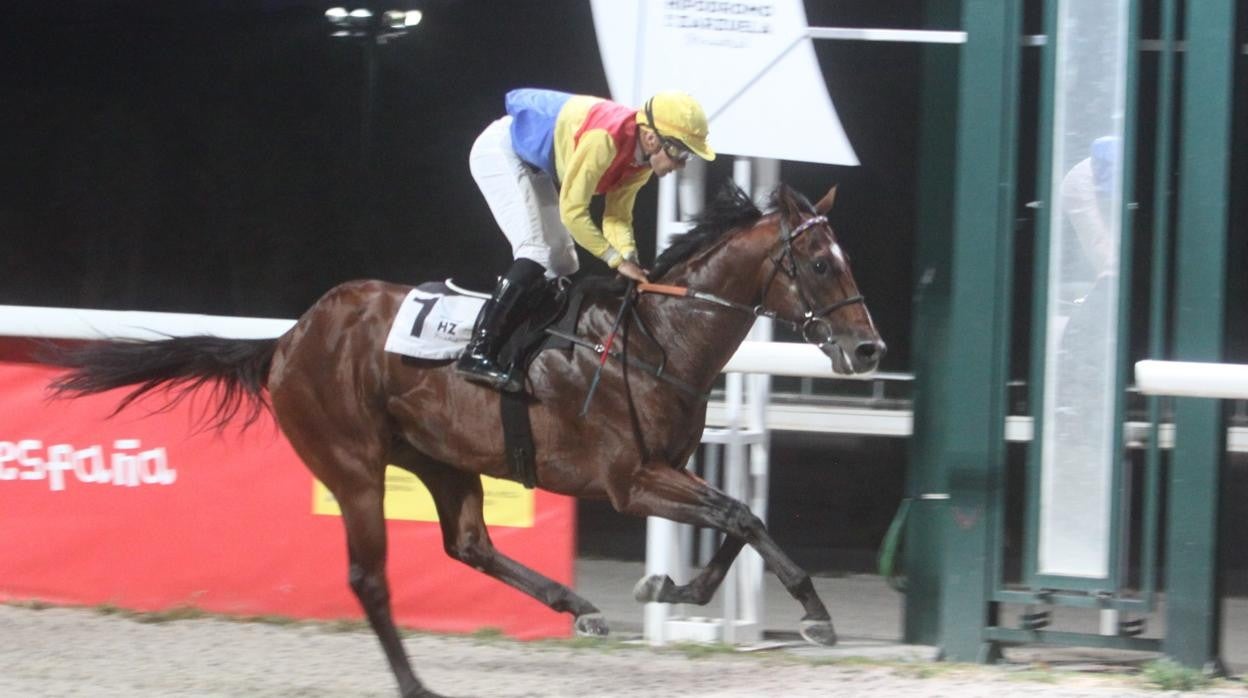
[325,5,423,169]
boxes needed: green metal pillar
[904,0,959,648]
[1163,0,1235,672]
[907,0,1020,660]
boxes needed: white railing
[0,305,292,341]
[1135,359,1248,399]
[0,304,873,369]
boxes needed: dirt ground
[2,604,1245,698]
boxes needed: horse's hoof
[633,574,675,603]
[800,619,838,647]
[575,612,609,637]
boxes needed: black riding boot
[455,258,545,391]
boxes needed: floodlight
[325,7,348,24]
[382,9,423,29]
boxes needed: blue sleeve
[505,89,574,176]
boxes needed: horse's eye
[812,260,829,275]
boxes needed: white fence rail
[0,305,293,341]
[0,305,891,382]
[1135,359,1248,400]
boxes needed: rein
[548,213,865,405]
[638,215,865,348]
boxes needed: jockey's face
[641,127,688,178]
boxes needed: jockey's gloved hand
[617,260,649,284]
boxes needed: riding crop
[579,280,636,417]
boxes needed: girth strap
[499,390,538,489]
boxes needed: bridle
[763,213,866,347]
[639,213,865,350]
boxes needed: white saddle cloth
[383,282,486,360]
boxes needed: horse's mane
[650,182,817,281]
[650,183,763,280]
[567,181,813,296]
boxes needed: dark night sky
[3,1,929,369]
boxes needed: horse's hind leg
[272,416,439,696]
[396,453,609,637]
[618,464,837,646]
[336,486,444,698]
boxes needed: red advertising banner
[0,355,574,639]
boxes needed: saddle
[497,275,616,374]
[466,275,618,490]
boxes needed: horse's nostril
[855,340,886,362]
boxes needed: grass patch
[895,664,939,679]
[6,599,53,611]
[325,618,370,633]
[665,641,741,660]
[9,600,340,630]
[1004,669,1058,684]
[1141,659,1213,692]
[537,635,639,651]
[892,661,971,680]
[234,613,303,626]
[129,605,211,624]
[469,627,506,643]
[801,655,875,667]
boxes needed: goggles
[645,100,692,163]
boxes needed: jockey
[457,88,716,391]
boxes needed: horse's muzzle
[855,339,886,367]
[824,337,886,375]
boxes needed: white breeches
[469,116,579,278]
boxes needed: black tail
[47,335,279,431]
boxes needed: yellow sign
[313,466,534,528]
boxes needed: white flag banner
[590,0,858,166]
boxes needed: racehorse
[49,182,884,698]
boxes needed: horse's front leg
[616,464,837,646]
[401,456,609,638]
[632,535,745,606]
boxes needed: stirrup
[455,352,517,391]
[456,350,498,376]
[498,371,524,393]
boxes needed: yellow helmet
[639,90,716,161]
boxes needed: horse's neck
[640,226,773,390]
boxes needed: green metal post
[1141,0,1178,607]
[1163,0,1235,672]
[905,0,960,647]
[907,0,1020,661]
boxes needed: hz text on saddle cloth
[384,286,482,360]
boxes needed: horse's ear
[815,185,838,215]
[777,183,804,219]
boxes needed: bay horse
[49,182,884,698]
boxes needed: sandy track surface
[1,604,1241,697]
